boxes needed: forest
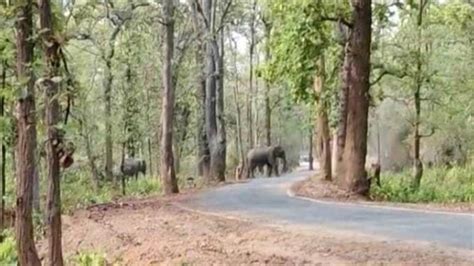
[0,0,473,265]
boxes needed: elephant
[247,145,287,178]
[121,158,147,180]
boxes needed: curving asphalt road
[186,169,474,250]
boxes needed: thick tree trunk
[314,59,332,181]
[215,29,227,181]
[39,0,64,264]
[103,25,121,183]
[334,40,351,182]
[342,0,372,195]
[203,0,226,182]
[160,0,179,194]
[14,1,41,264]
[190,0,210,177]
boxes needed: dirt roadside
[38,195,473,265]
[292,178,474,213]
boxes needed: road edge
[286,178,474,217]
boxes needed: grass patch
[69,251,108,266]
[370,165,474,203]
[0,230,16,265]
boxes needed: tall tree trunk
[14,1,41,264]
[342,0,372,195]
[104,59,113,182]
[247,0,256,150]
[160,0,179,194]
[204,0,225,182]
[334,39,351,182]
[413,0,425,189]
[1,62,6,230]
[231,39,245,178]
[39,0,64,264]
[314,58,331,180]
[190,0,210,177]
[263,19,272,147]
[215,28,227,181]
[103,25,121,183]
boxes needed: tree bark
[1,62,6,230]
[160,0,179,194]
[342,0,372,195]
[39,0,64,264]
[103,24,122,183]
[412,0,425,189]
[334,39,351,182]
[14,1,41,264]
[247,0,257,150]
[203,0,226,182]
[263,19,272,147]
[314,58,331,181]
[190,0,210,177]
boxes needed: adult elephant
[247,145,287,178]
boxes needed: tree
[342,0,372,195]
[197,0,231,182]
[314,57,331,180]
[38,0,64,264]
[160,0,179,194]
[14,0,41,264]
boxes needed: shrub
[70,251,108,266]
[0,230,17,265]
[370,166,474,203]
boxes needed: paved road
[187,169,474,250]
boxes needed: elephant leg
[248,164,254,178]
[267,163,273,177]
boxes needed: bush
[70,251,108,266]
[61,169,161,213]
[370,166,474,203]
[0,230,17,265]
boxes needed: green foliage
[0,230,17,266]
[371,166,474,203]
[70,251,108,266]
[266,0,330,102]
[61,170,161,213]
[126,177,161,197]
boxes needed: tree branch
[370,68,407,86]
[420,127,436,138]
[321,16,353,28]
[216,0,233,33]
[193,0,210,29]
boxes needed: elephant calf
[247,145,287,178]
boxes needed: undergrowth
[61,170,161,213]
[370,165,474,203]
[0,230,16,265]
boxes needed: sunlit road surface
[186,168,474,250]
